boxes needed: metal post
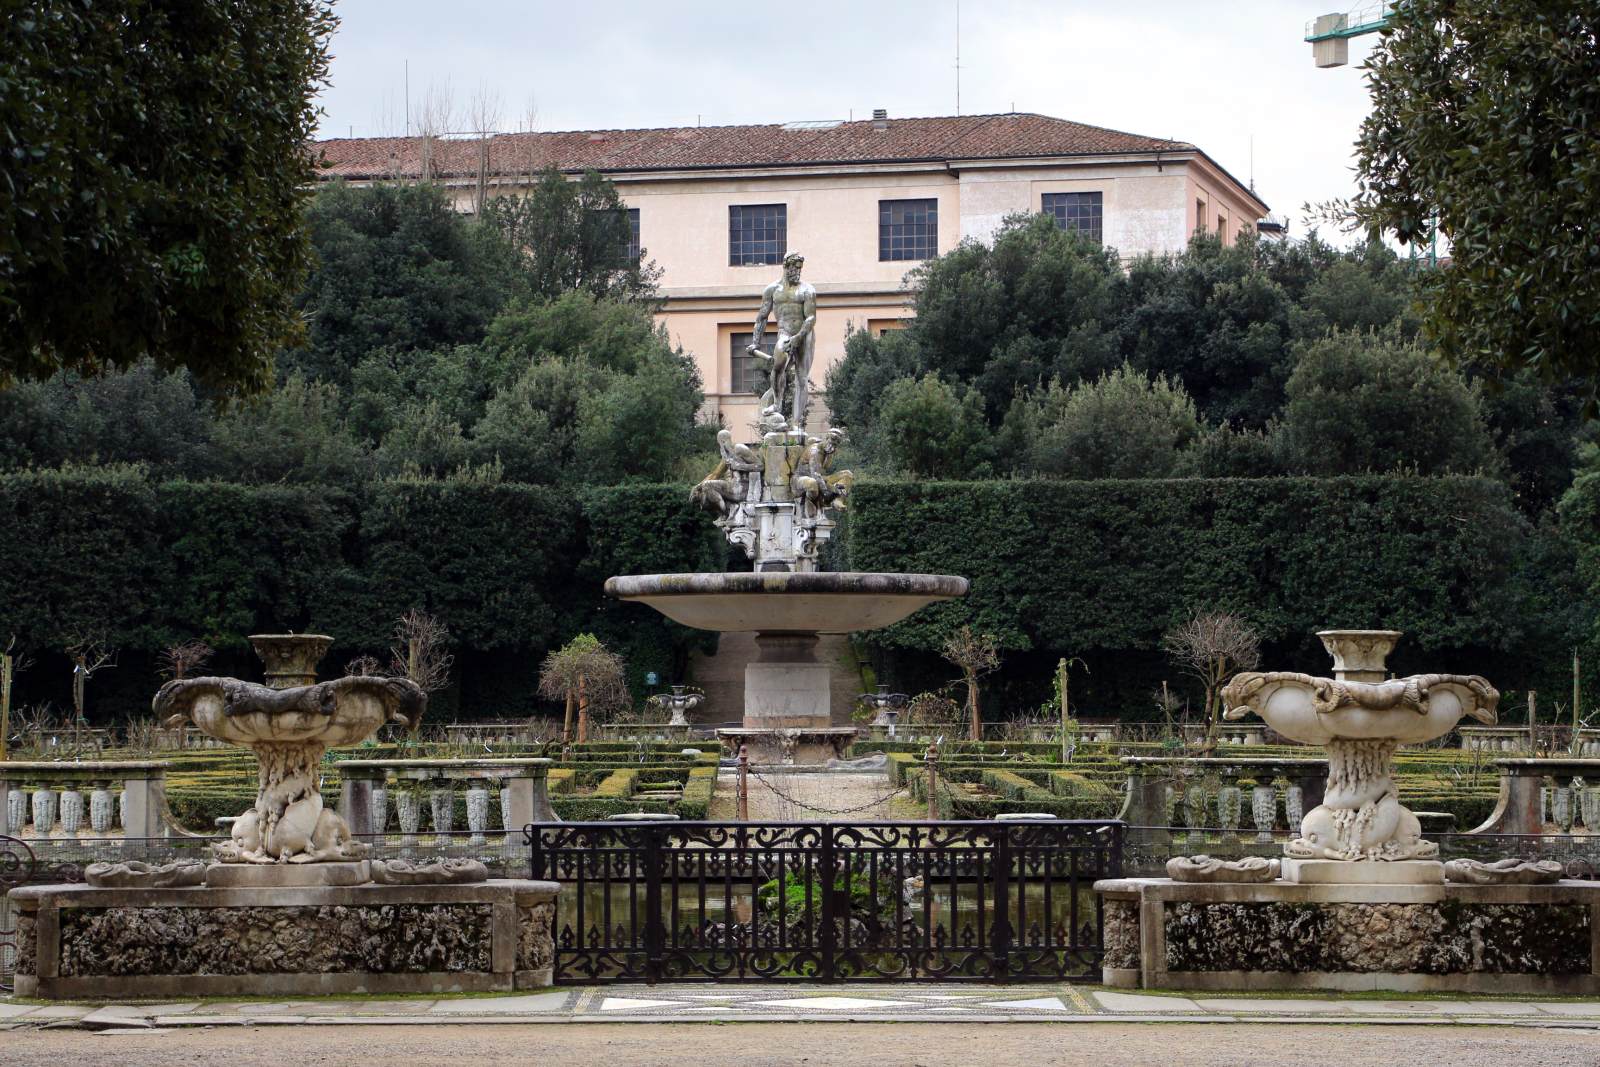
[818,823,837,980]
[925,743,939,821]
[1529,690,1537,753]
[992,822,1012,979]
[737,745,749,821]
[644,824,665,983]
[526,821,544,879]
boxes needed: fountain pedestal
[607,572,968,766]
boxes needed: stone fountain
[605,254,966,763]
[1095,628,1600,994]
[154,633,424,885]
[648,684,704,728]
[9,632,560,998]
[1221,629,1499,884]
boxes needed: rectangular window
[1042,191,1103,243]
[879,198,938,261]
[730,329,775,395]
[1196,198,1207,233]
[729,204,787,266]
[626,208,640,264]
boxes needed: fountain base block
[7,878,558,999]
[717,727,857,765]
[204,859,373,888]
[1097,876,1600,994]
[1280,858,1444,885]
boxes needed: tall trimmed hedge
[845,476,1563,710]
[0,469,718,719]
[2,469,1581,723]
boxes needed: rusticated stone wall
[1102,899,1140,970]
[59,904,494,977]
[1165,901,1590,975]
[517,901,555,974]
[14,910,35,977]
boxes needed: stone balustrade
[336,758,558,847]
[441,723,559,746]
[1458,726,1600,756]
[0,761,170,846]
[1117,756,1329,856]
[1178,723,1268,747]
[1469,758,1600,836]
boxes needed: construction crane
[1305,1,1397,67]
[1305,2,1438,266]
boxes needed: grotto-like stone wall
[1165,900,1590,975]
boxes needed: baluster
[371,784,389,835]
[1183,781,1207,851]
[1582,779,1600,833]
[58,786,83,844]
[430,780,454,840]
[466,783,489,847]
[1250,781,1277,843]
[1553,778,1575,834]
[396,787,421,853]
[89,781,115,837]
[6,787,25,837]
[1216,781,1242,845]
[31,785,56,839]
[1284,783,1305,836]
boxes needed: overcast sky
[315,0,1384,243]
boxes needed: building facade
[315,112,1268,431]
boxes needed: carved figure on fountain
[1222,632,1498,869]
[155,669,425,864]
[690,418,853,574]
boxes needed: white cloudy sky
[315,0,1384,242]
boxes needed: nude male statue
[748,251,817,427]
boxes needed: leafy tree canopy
[1,0,336,394]
[480,168,661,305]
[1352,0,1600,384]
[1273,331,1499,477]
[283,182,519,387]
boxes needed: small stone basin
[603,572,969,633]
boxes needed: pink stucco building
[315,111,1267,430]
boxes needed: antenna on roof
[404,60,410,136]
[954,0,962,115]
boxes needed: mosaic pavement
[6,986,1600,1028]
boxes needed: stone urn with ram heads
[155,635,424,868]
[1222,630,1497,882]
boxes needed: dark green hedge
[847,475,1523,655]
[845,475,1568,709]
[0,469,719,719]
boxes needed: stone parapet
[0,760,170,844]
[334,758,558,844]
[1095,875,1600,994]
[7,877,558,999]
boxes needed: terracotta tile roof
[312,112,1197,181]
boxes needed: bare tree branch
[160,640,214,680]
[1162,612,1260,751]
[940,626,1001,742]
[389,608,454,694]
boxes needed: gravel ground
[6,1023,1600,1067]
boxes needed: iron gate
[527,819,1123,983]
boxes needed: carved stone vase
[1223,630,1498,868]
[154,634,424,864]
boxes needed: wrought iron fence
[527,819,1124,984]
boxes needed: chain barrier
[742,761,911,816]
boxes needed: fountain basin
[603,572,968,633]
